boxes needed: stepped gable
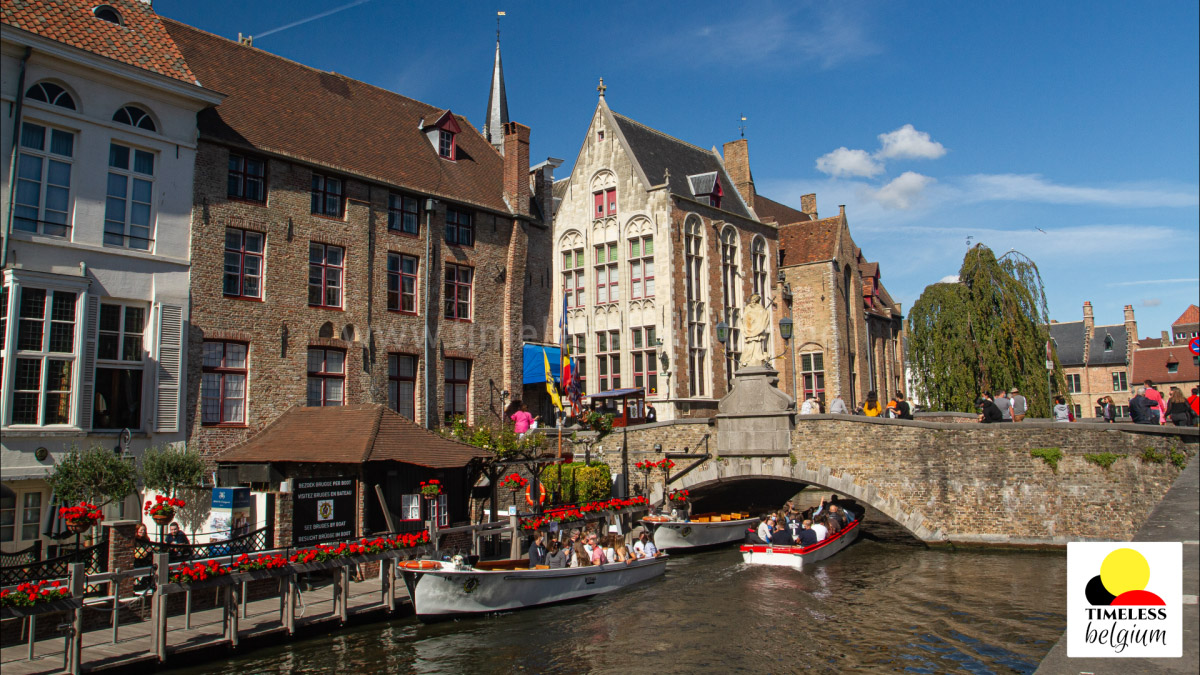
[163,19,510,214]
[609,111,752,219]
[2,0,196,82]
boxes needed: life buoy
[525,482,546,507]
[401,560,440,570]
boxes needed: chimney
[1123,304,1138,363]
[530,158,563,224]
[722,139,755,210]
[838,205,846,219]
[503,122,531,217]
[1081,301,1094,364]
[800,194,817,218]
[1161,330,1170,346]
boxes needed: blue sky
[157,0,1200,333]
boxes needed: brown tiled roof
[219,404,488,468]
[1172,304,1199,326]
[778,217,842,266]
[1138,337,1164,349]
[753,194,811,225]
[859,261,879,279]
[1131,346,1200,386]
[163,19,510,214]
[2,0,195,83]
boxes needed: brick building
[551,90,785,420]
[1131,304,1199,404]
[1169,304,1198,346]
[1049,302,1138,419]
[1,0,221,554]
[162,20,550,459]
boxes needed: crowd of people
[526,526,662,569]
[799,390,914,419]
[742,496,857,547]
[977,381,1198,426]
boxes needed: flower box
[159,575,238,595]
[229,568,292,583]
[0,598,81,620]
[290,559,347,574]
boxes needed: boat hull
[740,516,861,569]
[401,556,668,621]
[646,517,758,550]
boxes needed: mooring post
[228,584,240,648]
[338,566,350,623]
[509,511,521,560]
[152,552,169,662]
[284,573,296,635]
[67,562,84,674]
[380,558,392,611]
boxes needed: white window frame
[0,486,47,545]
[92,302,147,431]
[104,142,156,251]
[5,284,82,428]
[13,121,74,238]
[400,494,421,521]
[437,493,449,526]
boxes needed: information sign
[292,478,357,546]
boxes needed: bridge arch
[647,455,948,543]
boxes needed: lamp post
[779,316,797,403]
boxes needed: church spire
[484,14,509,155]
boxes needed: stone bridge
[580,416,1198,547]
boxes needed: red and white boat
[740,510,862,569]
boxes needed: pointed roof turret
[484,31,509,154]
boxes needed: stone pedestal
[715,365,794,456]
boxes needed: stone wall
[576,417,1197,546]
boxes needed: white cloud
[869,171,935,210]
[960,174,1200,207]
[1107,278,1200,287]
[876,124,947,160]
[938,275,960,284]
[1140,298,1162,307]
[816,147,883,178]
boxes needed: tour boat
[739,509,862,569]
[399,555,669,622]
[642,512,759,550]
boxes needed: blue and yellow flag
[543,349,562,412]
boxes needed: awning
[522,344,561,385]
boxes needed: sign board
[210,487,251,541]
[1190,337,1199,355]
[292,478,357,546]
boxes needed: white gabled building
[1,0,221,553]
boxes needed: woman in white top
[811,519,828,542]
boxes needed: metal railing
[0,539,108,586]
[150,527,269,563]
[0,540,42,567]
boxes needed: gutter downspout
[422,200,437,428]
[2,47,33,269]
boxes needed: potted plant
[498,472,528,492]
[58,502,103,534]
[667,489,690,518]
[144,494,186,526]
[419,480,442,500]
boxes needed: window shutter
[78,297,100,429]
[155,304,184,432]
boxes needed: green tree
[140,444,205,498]
[908,244,1067,416]
[46,443,138,508]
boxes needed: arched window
[93,5,122,25]
[751,236,768,298]
[26,82,76,110]
[629,230,654,299]
[684,218,706,397]
[113,105,156,132]
[721,227,741,385]
[560,231,586,308]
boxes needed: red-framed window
[444,358,470,422]
[224,228,263,298]
[310,173,343,217]
[562,248,585,308]
[308,243,343,308]
[571,333,587,393]
[227,153,265,203]
[438,129,455,159]
[388,193,419,235]
[387,253,418,313]
[594,243,618,304]
[631,326,657,394]
[201,341,247,425]
[800,352,825,400]
[444,263,472,320]
[593,188,616,218]
[445,208,474,246]
[629,235,654,299]
[596,330,620,391]
[388,353,417,420]
[306,348,345,406]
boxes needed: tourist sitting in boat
[602,532,618,562]
[634,530,659,558]
[811,517,828,542]
[757,515,775,543]
[571,538,591,567]
[613,540,635,564]
[590,537,609,565]
[528,532,548,568]
[545,539,567,568]
[770,520,794,545]
[798,520,819,546]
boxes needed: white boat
[399,555,669,622]
[740,511,862,569]
[642,514,759,550]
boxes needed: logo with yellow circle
[1084,547,1165,606]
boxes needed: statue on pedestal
[739,294,770,368]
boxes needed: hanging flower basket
[667,489,690,505]
[419,480,443,499]
[498,473,528,492]
[145,495,186,525]
[59,502,103,533]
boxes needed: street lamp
[715,321,729,345]
[780,316,797,404]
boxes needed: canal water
[168,520,1067,674]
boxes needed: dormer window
[688,172,722,209]
[93,5,122,25]
[1104,335,1113,352]
[423,110,461,161]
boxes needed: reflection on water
[168,537,1066,674]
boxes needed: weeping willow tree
[908,244,1067,416]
